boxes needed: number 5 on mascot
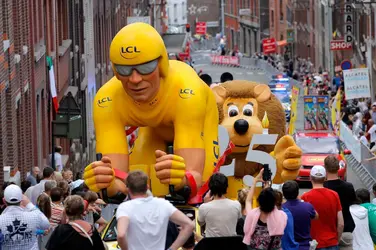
[83,22,219,202]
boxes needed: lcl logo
[97,97,112,108]
[120,46,141,59]
[179,88,195,99]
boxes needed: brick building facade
[187,0,220,35]
[0,0,153,183]
[0,0,34,182]
[224,0,260,56]
[269,0,294,55]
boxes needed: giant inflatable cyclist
[83,23,219,202]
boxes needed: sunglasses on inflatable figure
[113,59,159,77]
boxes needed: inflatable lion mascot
[212,80,302,198]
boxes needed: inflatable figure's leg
[129,127,168,197]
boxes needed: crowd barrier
[339,121,376,191]
[211,55,240,67]
[339,122,362,162]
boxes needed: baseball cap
[4,184,22,204]
[310,165,326,178]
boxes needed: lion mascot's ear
[254,84,272,103]
[212,85,227,103]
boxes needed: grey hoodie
[350,204,374,250]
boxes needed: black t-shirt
[236,216,245,236]
[46,224,105,250]
[324,179,356,232]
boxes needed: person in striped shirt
[50,187,65,227]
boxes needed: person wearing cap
[83,22,219,202]
[301,165,344,250]
[324,155,356,250]
[0,184,50,250]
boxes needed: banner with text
[288,86,299,135]
[317,96,330,130]
[330,90,342,136]
[304,96,318,131]
[343,68,371,100]
[211,56,240,66]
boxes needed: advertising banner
[343,68,371,100]
[288,86,299,135]
[304,96,317,131]
[196,22,207,35]
[211,56,240,66]
[330,91,342,135]
[317,96,330,130]
[262,38,276,54]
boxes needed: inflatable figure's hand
[84,156,126,197]
[155,150,186,187]
[274,135,302,183]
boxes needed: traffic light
[186,24,190,33]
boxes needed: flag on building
[46,56,59,113]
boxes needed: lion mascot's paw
[273,135,302,184]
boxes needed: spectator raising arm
[245,169,265,213]
[168,210,195,250]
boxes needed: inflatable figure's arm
[172,86,207,192]
[272,135,302,184]
[84,89,129,197]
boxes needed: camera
[262,164,272,182]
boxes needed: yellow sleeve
[174,82,206,150]
[93,84,128,155]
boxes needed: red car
[294,132,350,182]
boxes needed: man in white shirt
[116,171,194,250]
[8,166,21,187]
[198,173,241,237]
[366,121,376,150]
[0,185,50,250]
[26,167,55,205]
[49,146,63,172]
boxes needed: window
[280,0,284,21]
[182,2,185,20]
[287,7,293,26]
[252,0,257,16]
[243,27,246,53]
[231,29,235,49]
[39,0,43,40]
[321,3,325,28]
[167,7,171,24]
[173,4,177,23]
[271,10,274,27]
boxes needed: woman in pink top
[243,170,287,250]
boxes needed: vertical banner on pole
[304,96,318,131]
[288,86,299,135]
[331,91,342,135]
[317,96,330,130]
